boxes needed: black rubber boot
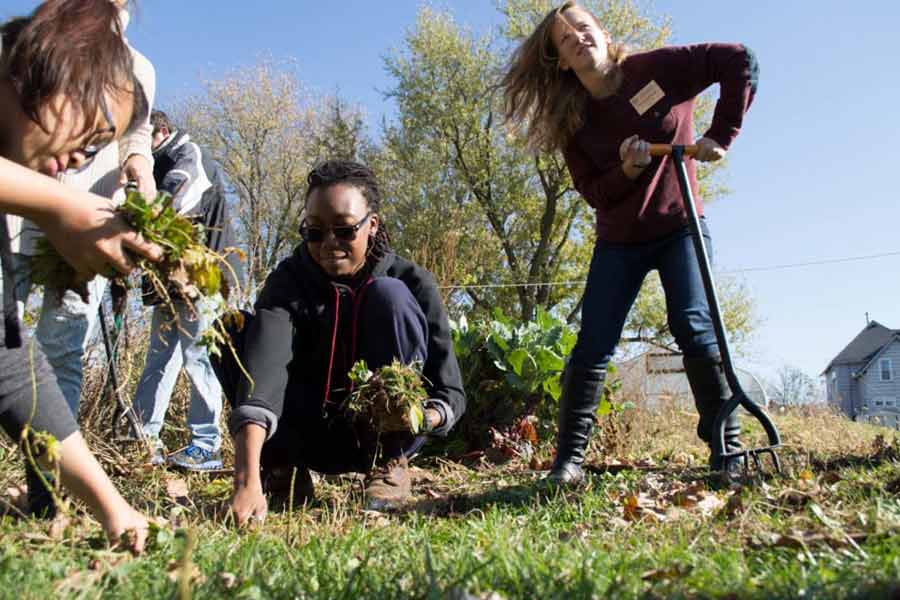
[25,462,57,519]
[683,356,743,474]
[547,365,607,485]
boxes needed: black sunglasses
[300,212,373,243]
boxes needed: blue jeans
[35,277,109,416]
[570,220,719,371]
[133,299,223,451]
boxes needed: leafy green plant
[445,307,628,456]
[345,359,427,435]
[31,190,245,358]
[446,307,572,453]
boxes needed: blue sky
[4,1,898,384]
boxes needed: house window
[881,359,893,382]
[871,396,897,409]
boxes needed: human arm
[118,45,157,197]
[403,266,465,436]
[0,157,161,277]
[658,43,760,151]
[229,422,268,527]
[563,139,645,210]
[53,432,149,552]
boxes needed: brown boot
[262,465,315,507]
[364,455,411,511]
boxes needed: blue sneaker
[168,445,223,471]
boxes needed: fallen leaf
[219,572,238,590]
[641,564,693,581]
[558,524,591,542]
[695,492,726,516]
[166,478,190,501]
[517,418,539,446]
[778,488,813,508]
[724,493,745,519]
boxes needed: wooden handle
[649,144,698,157]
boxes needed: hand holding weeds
[32,187,162,281]
[346,359,428,435]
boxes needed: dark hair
[150,109,173,135]
[305,160,392,264]
[1,0,135,136]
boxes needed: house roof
[823,321,899,374]
[855,334,900,378]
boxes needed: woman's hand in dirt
[694,137,727,162]
[231,482,268,528]
[619,135,652,179]
[103,505,149,554]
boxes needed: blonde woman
[501,2,759,483]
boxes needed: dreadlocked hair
[304,160,392,266]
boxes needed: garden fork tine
[650,144,783,476]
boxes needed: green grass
[1,407,899,599]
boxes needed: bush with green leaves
[444,307,620,455]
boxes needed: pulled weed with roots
[31,190,247,362]
[346,359,427,435]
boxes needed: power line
[720,250,900,274]
[438,250,900,291]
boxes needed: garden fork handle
[649,144,698,157]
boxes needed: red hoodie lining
[322,277,375,406]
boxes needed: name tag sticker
[630,80,665,116]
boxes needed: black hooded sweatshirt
[229,244,465,438]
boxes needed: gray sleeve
[229,405,279,440]
[0,332,78,444]
[424,398,455,436]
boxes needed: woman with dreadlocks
[216,160,466,524]
[501,2,759,484]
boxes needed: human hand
[34,188,162,279]
[120,154,156,198]
[231,481,268,528]
[424,407,442,432]
[618,134,652,178]
[694,137,726,162]
[102,505,149,554]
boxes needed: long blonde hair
[501,1,626,153]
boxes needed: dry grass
[1,347,899,598]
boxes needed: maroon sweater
[563,44,758,243]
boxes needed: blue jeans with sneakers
[133,299,223,453]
